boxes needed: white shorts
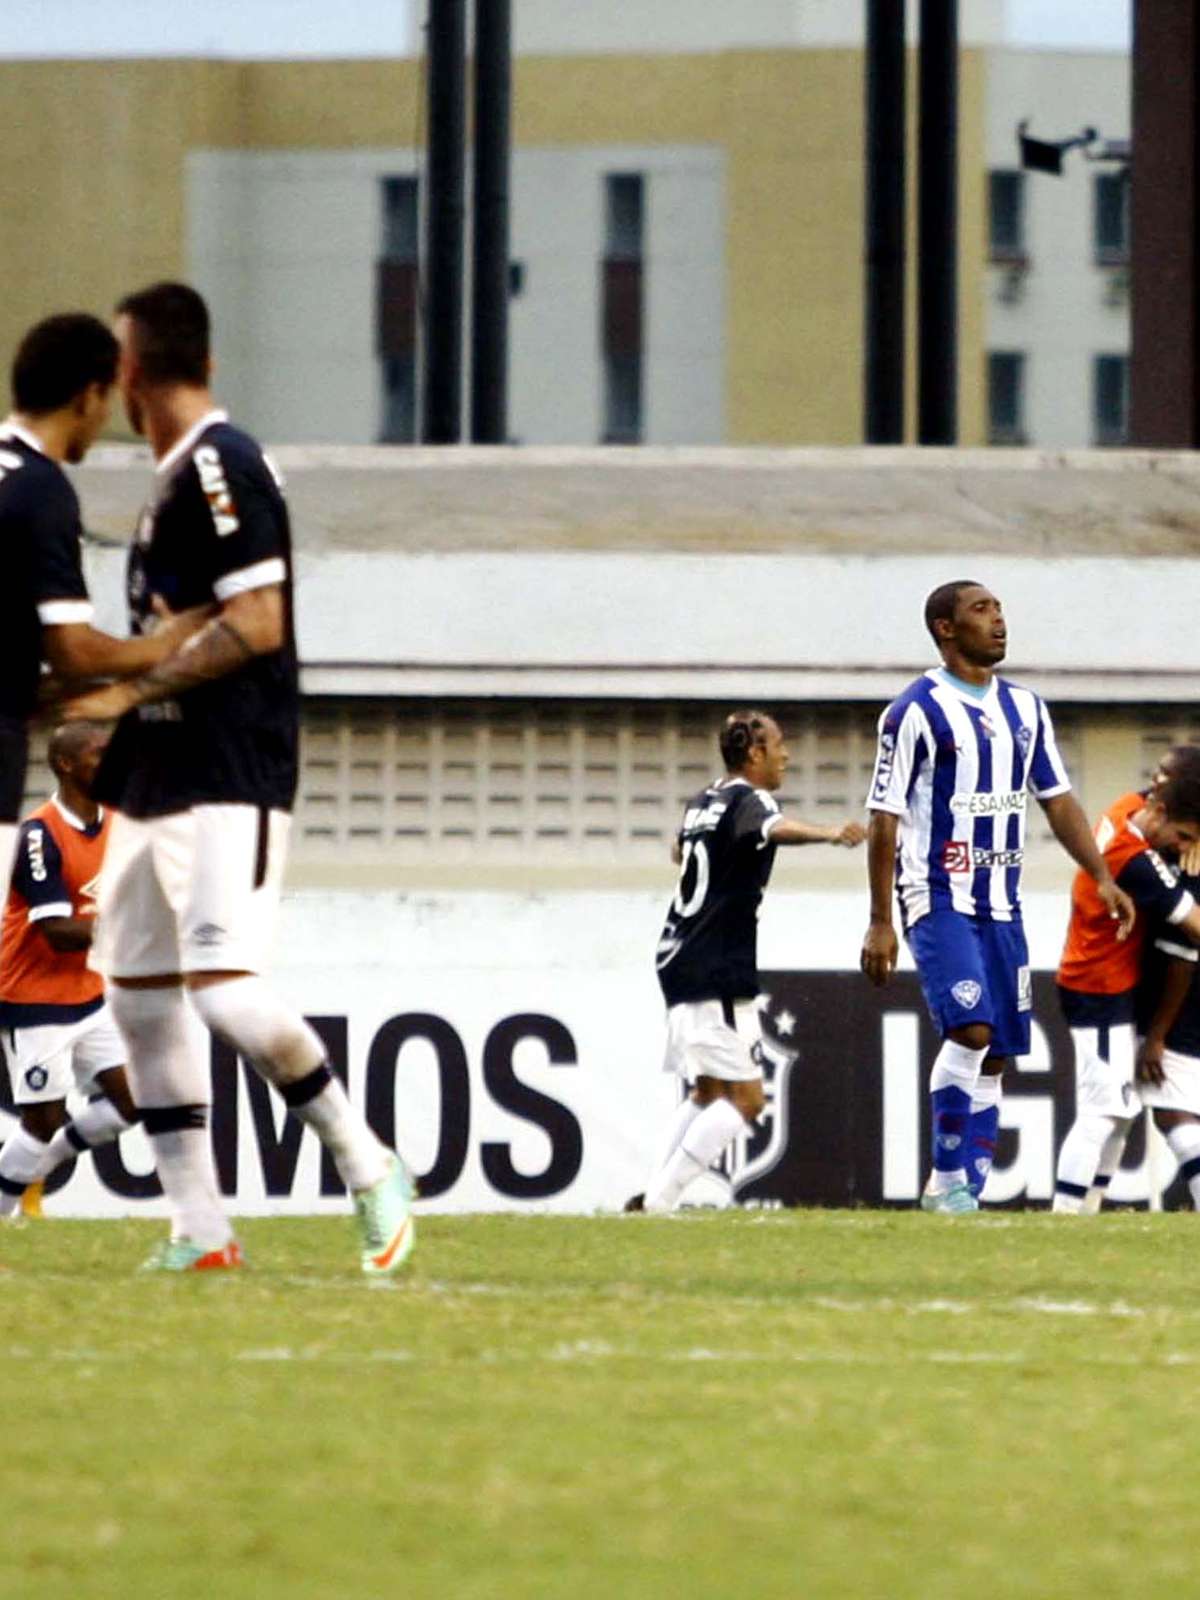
[91,804,290,980]
[2,1003,125,1105]
[663,998,763,1083]
[1139,1045,1200,1114]
[1069,1022,1141,1120]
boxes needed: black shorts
[0,716,29,822]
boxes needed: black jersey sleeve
[28,473,91,621]
[1116,850,1195,923]
[732,788,782,847]
[189,440,288,602]
[1153,868,1200,960]
[11,820,70,919]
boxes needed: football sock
[188,976,326,1083]
[1164,1119,1200,1208]
[1083,1124,1129,1213]
[142,1113,233,1250]
[927,1039,988,1194]
[109,983,231,1249]
[189,978,391,1191]
[42,1097,138,1173]
[1053,1112,1123,1214]
[965,1073,1003,1199]
[0,1126,52,1216]
[654,1094,703,1172]
[645,1096,746,1211]
[286,1071,391,1193]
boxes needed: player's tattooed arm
[43,598,212,686]
[59,586,284,721]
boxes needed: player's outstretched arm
[58,587,284,723]
[860,810,899,986]
[1040,791,1136,941]
[772,817,867,848]
[43,603,212,685]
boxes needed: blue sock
[965,1104,1000,1197]
[931,1084,972,1175]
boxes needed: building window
[987,351,1027,445]
[988,170,1026,263]
[1093,353,1129,446]
[601,173,644,443]
[1093,173,1129,266]
[377,176,420,443]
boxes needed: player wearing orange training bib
[1053,769,1200,1214]
[0,724,140,1217]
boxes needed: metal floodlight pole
[917,0,958,445]
[864,0,907,443]
[421,0,468,444]
[471,0,513,444]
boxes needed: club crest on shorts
[711,995,799,1201]
[24,1065,49,1092]
[950,978,982,1010]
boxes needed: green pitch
[3,1209,1198,1600]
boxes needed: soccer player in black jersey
[636,710,865,1211]
[65,283,413,1274]
[0,313,203,882]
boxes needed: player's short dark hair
[719,710,773,772]
[116,281,210,386]
[924,580,985,644]
[47,721,108,779]
[10,314,118,415]
[1161,745,1200,785]
[1157,771,1200,825]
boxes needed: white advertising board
[1,889,1175,1215]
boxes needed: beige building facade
[0,33,988,447]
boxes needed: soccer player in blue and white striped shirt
[860,581,1135,1213]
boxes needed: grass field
[3,1208,1199,1600]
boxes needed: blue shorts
[906,909,1032,1058]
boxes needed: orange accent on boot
[190,1241,245,1271]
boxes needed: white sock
[654,1094,702,1172]
[1083,1123,1129,1214]
[290,1077,390,1193]
[42,1098,137,1172]
[188,976,325,1085]
[0,1126,52,1216]
[189,977,391,1192]
[926,1038,989,1194]
[1053,1113,1124,1214]
[1164,1120,1200,1209]
[149,1126,233,1249]
[645,1097,746,1211]
[108,983,230,1248]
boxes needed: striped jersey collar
[930,666,997,703]
[156,408,229,477]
